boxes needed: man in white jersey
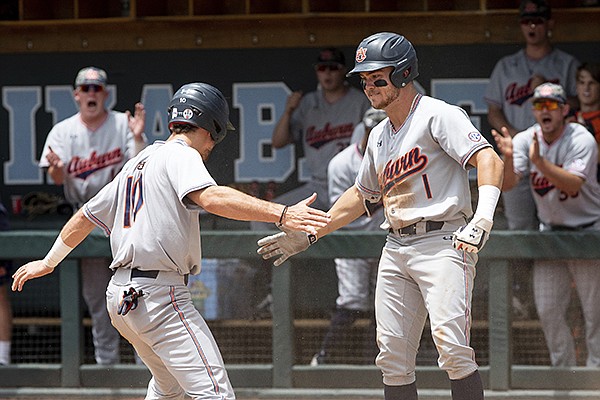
[12,82,331,399]
[250,47,371,316]
[493,83,600,367]
[310,107,386,366]
[484,0,580,320]
[258,32,504,400]
[38,66,147,365]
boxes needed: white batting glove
[257,228,317,266]
[452,215,493,253]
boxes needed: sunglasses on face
[315,64,343,72]
[533,100,561,111]
[520,17,546,26]
[79,84,104,93]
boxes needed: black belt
[549,221,596,231]
[130,269,189,285]
[389,221,445,236]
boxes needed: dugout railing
[0,230,600,392]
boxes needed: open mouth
[87,100,97,108]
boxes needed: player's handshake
[452,215,493,253]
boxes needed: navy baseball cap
[316,48,345,66]
[533,83,566,104]
[75,67,107,87]
[519,0,551,20]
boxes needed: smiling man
[38,66,147,365]
[493,82,600,367]
[257,32,504,400]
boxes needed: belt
[388,221,445,236]
[549,221,596,231]
[128,269,189,285]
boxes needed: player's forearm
[317,186,365,238]
[487,106,517,137]
[195,185,284,223]
[271,113,293,148]
[472,148,504,189]
[61,208,97,248]
[532,158,583,196]
[47,165,65,185]
[500,154,520,191]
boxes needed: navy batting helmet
[167,83,235,144]
[347,32,419,88]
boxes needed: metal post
[271,261,294,388]
[59,259,83,387]
[488,260,512,390]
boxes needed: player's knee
[376,333,419,385]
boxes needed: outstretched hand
[12,260,54,292]
[45,146,64,169]
[126,102,146,140]
[281,193,330,235]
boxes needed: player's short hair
[169,123,197,135]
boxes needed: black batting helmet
[347,32,419,88]
[167,83,235,144]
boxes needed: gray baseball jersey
[83,138,235,398]
[485,48,579,131]
[356,94,491,230]
[39,111,143,207]
[83,139,215,275]
[290,86,370,182]
[512,122,600,228]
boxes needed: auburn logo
[355,47,367,63]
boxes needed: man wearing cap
[493,82,600,367]
[250,48,370,317]
[38,66,147,365]
[484,0,580,321]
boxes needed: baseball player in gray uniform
[258,32,504,400]
[13,82,330,399]
[485,0,579,231]
[38,66,147,365]
[493,83,600,367]
[310,107,386,366]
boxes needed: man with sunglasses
[38,66,147,365]
[493,82,600,367]
[258,32,505,399]
[250,48,370,317]
[484,0,580,321]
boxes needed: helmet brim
[347,62,393,77]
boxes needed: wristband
[42,236,74,269]
[278,205,289,225]
[474,185,501,222]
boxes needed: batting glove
[257,228,317,266]
[118,287,144,316]
[452,215,493,253]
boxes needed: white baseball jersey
[356,94,491,229]
[512,122,600,228]
[485,48,579,131]
[290,86,371,182]
[83,139,216,275]
[39,111,144,207]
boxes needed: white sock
[0,340,10,365]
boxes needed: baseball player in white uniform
[13,82,331,399]
[258,32,504,400]
[493,83,600,367]
[38,66,147,365]
[310,107,386,366]
[485,0,579,231]
[250,48,370,317]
